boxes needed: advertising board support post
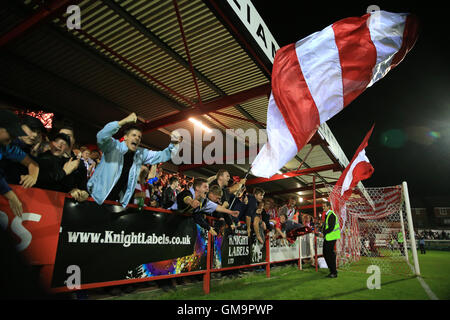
[298,237,302,270]
[266,233,270,278]
[203,218,213,294]
[313,176,318,272]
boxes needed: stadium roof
[0,0,359,206]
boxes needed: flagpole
[229,166,252,210]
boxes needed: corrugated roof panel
[7,25,181,120]
[1,0,345,197]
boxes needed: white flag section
[251,11,418,178]
[251,94,298,178]
[341,149,371,196]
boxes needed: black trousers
[323,239,337,274]
[419,243,426,254]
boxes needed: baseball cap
[0,109,26,137]
[52,133,72,147]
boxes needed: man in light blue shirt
[87,112,181,208]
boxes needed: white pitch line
[417,275,439,300]
[406,258,439,300]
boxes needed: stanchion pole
[313,176,318,272]
[298,237,302,270]
[203,228,212,294]
[266,233,270,278]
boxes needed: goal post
[402,181,420,276]
[325,182,421,276]
[398,207,409,261]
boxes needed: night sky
[252,1,450,198]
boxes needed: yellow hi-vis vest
[325,210,340,241]
[397,231,404,243]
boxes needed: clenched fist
[119,112,137,127]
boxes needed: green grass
[105,250,450,300]
[416,250,450,299]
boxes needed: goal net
[325,183,420,276]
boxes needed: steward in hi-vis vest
[397,231,404,243]
[322,202,340,278]
[324,210,341,241]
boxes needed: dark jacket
[209,179,231,205]
[244,194,258,219]
[281,220,304,233]
[1,139,34,185]
[174,188,211,231]
[162,186,177,209]
[35,151,87,193]
[261,209,271,228]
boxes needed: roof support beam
[172,0,202,104]
[299,203,324,210]
[245,164,340,185]
[178,149,253,172]
[0,0,77,47]
[211,111,267,127]
[141,83,271,133]
[265,183,335,196]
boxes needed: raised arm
[215,205,239,218]
[97,113,137,152]
[228,178,246,194]
[142,130,182,165]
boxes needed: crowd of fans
[416,230,449,240]
[0,110,316,239]
[1,110,319,296]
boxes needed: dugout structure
[327,181,420,276]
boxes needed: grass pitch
[105,250,450,300]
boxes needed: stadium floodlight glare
[189,117,212,133]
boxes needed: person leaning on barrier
[170,177,239,236]
[207,169,246,210]
[253,201,266,244]
[87,112,181,208]
[0,110,40,217]
[207,184,236,234]
[54,124,89,198]
[162,176,179,209]
[1,114,47,186]
[243,187,265,238]
[34,133,89,202]
[279,195,298,221]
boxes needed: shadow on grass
[319,276,417,300]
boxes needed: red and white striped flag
[330,124,375,228]
[333,124,375,200]
[251,10,418,178]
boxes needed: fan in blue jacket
[87,112,181,208]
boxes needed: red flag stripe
[271,43,320,151]
[342,161,374,199]
[332,14,377,107]
[390,14,420,69]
